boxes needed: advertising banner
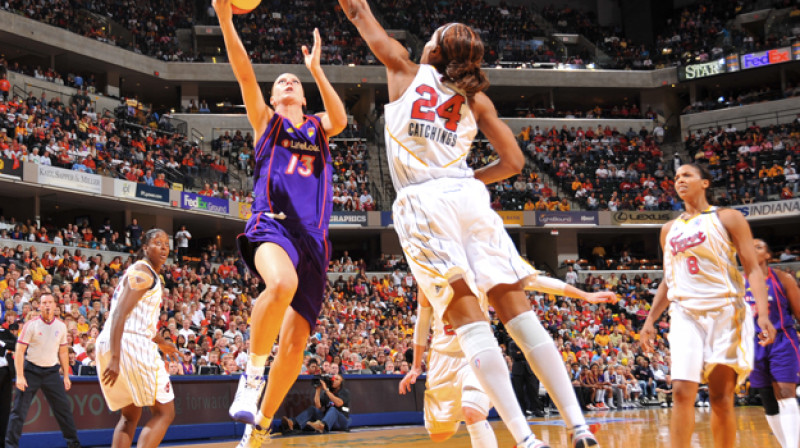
[535,211,597,226]
[733,198,800,219]
[330,211,368,226]
[180,192,229,214]
[136,184,169,203]
[741,47,791,69]
[37,165,101,194]
[381,211,394,227]
[0,158,22,178]
[497,211,523,226]
[612,210,675,225]
[113,179,136,199]
[678,59,726,81]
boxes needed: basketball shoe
[229,374,265,425]
[516,434,550,448]
[236,424,270,448]
[569,424,600,448]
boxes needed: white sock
[766,414,786,448]
[778,398,800,448]
[246,354,268,382]
[506,311,586,428]
[466,420,499,448]
[597,389,604,403]
[254,411,270,431]
[456,322,531,444]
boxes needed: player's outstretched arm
[470,92,525,185]
[337,0,416,99]
[304,28,347,137]
[214,0,271,140]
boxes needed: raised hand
[303,28,322,74]
[213,0,233,24]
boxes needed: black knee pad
[758,388,779,415]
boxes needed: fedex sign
[741,47,791,69]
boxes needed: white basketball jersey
[383,64,478,190]
[100,260,163,340]
[664,207,745,310]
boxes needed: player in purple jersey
[213,0,347,446]
[746,239,800,448]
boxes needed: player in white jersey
[339,2,598,447]
[97,229,178,448]
[400,279,615,448]
[642,163,776,448]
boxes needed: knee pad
[759,388,779,416]
[462,388,491,417]
[505,310,552,352]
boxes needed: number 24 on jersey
[410,85,465,132]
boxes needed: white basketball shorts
[667,299,754,385]
[97,334,174,411]
[393,177,537,322]
[424,349,491,435]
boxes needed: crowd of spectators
[1,58,98,93]
[0,86,239,192]
[681,84,800,115]
[685,121,800,204]
[543,0,798,70]
[508,103,657,120]
[505,124,677,212]
[1,0,200,62]
[3,0,800,72]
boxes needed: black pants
[5,362,80,448]
[512,371,542,413]
[0,366,12,448]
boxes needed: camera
[311,374,334,389]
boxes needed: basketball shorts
[237,212,330,329]
[750,329,800,388]
[96,334,174,411]
[424,349,491,435]
[668,300,754,385]
[393,177,537,322]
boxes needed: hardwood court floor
[166,406,776,448]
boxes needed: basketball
[231,0,260,14]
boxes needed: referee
[5,294,81,448]
[0,322,17,448]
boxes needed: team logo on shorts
[165,382,170,393]
[308,128,315,138]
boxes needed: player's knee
[430,431,455,442]
[708,388,733,408]
[158,404,176,421]
[672,384,696,403]
[776,384,796,400]
[462,407,486,425]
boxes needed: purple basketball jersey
[252,113,332,229]
[745,268,795,332]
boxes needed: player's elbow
[329,117,349,137]
[502,152,525,175]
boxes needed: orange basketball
[231,0,260,14]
